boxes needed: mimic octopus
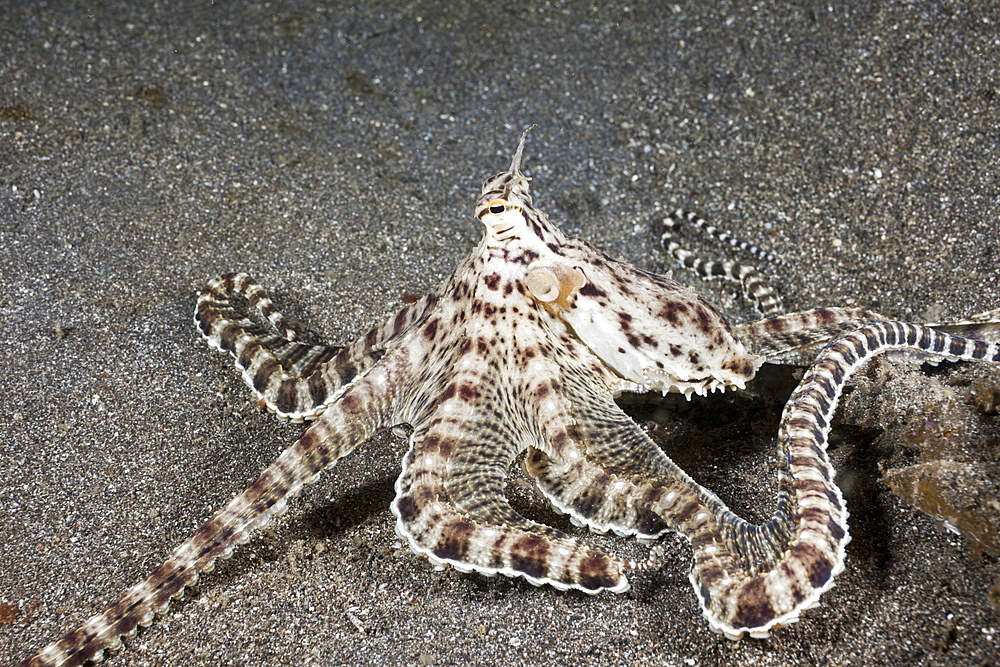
[21,130,1000,666]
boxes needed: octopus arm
[737,306,1000,366]
[195,272,436,421]
[530,323,1000,638]
[20,363,399,667]
[390,415,631,595]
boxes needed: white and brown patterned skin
[20,131,1000,666]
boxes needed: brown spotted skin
[21,131,1000,665]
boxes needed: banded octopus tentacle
[522,354,725,540]
[688,321,1000,637]
[917,309,1000,347]
[196,272,436,421]
[21,364,397,667]
[735,307,884,363]
[529,321,1000,638]
[736,307,1000,366]
[662,209,783,317]
[665,208,785,265]
[392,423,632,594]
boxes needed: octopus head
[475,130,762,397]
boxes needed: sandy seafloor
[2,1,1000,665]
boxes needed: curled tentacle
[528,321,1000,638]
[690,323,999,636]
[195,272,436,421]
[392,420,630,594]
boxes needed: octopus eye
[488,202,507,215]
